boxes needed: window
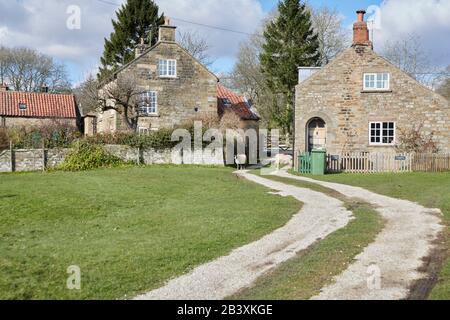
[138,127,150,136]
[159,59,177,77]
[1,117,5,128]
[222,98,232,107]
[18,103,27,111]
[364,73,390,91]
[139,91,158,115]
[92,118,97,135]
[370,122,395,145]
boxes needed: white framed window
[138,127,150,136]
[364,73,390,91]
[139,91,158,115]
[369,122,395,145]
[159,59,177,77]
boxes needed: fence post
[137,147,141,165]
[9,140,14,172]
[42,142,46,172]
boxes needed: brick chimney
[352,10,372,48]
[0,83,9,91]
[158,16,176,42]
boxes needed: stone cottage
[294,10,450,160]
[92,18,258,135]
[0,84,78,129]
[217,84,260,130]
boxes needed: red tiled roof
[0,91,77,118]
[217,84,259,121]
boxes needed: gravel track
[275,171,444,300]
[134,171,353,300]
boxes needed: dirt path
[276,170,444,300]
[134,171,353,300]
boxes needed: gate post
[9,141,14,172]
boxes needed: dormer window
[364,73,390,91]
[18,103,27,111]
[159,59,177,78]
[222,98,232,107]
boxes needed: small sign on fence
[330,155,340,161]
[395,156,407,161]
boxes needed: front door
[307,118,326,152]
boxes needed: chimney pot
[0,83,9,91]
[135,37,149,58]
[356,10,366,22]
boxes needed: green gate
[299,153,312,174]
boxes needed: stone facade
[295,11,450,161]
[0,116,77,129]
[97,23,218,134]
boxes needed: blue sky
[259,0,382,24]
[1,0,449,86]
[209,0,385,74]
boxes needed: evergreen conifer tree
[260,0,320,133]
[98,0,164,80]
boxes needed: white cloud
[0,0,265,83]
[372,0,450,68]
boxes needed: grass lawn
[297,171,450,300]
[231,173,383,300]
[0,166,301,300]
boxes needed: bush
[0,128,9,151]
[85,129,177,150]
[397,124,439,153]
[7,120,80,149]
[58,141,125,171]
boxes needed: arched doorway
[307,118,326,152]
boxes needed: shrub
[0,128,9,151]
[58,141,125,171]
[85,129,178,150]
[397,124,439,153]
[7,120,80,149]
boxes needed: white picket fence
[326,152,450,173]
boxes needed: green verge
[231,172,383,300]
[290,171,450,300]
[0,166,301,300]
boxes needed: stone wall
[0,145,224,173]
[0,148,71,173]
[0,117,77,129]
[295,45,450,158]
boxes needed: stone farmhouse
[0,83,78,129]
[88,18,259,136]
[294,10,450,158]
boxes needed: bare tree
[0,47,71,92]
[178,31,214,67]
[230,32,265,102]
[74,74,100,114]
[437,66,450,101]
[0,46,8,84]
[310,6,349,65]
[381,33,432,84]
[78,73,144,132]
